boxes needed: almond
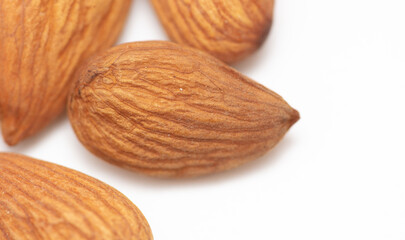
[0,153,153,240]
[150,0,274,63]
[68,41,299,178]
[0,0,131,146]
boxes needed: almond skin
[0,0,131,146]
[150,0,274,63]
[68,41,299,178]
[0,153,153,240]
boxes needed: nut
[0,153,153,239]
[68,41,299,178]
[151,0,274,63]
[0,0,131,146]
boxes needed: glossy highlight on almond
[68,41,299,178]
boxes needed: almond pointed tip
[290,108,300,126]
[1,120,23,146]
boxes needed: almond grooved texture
[151,0,274,63]
[68,41,299,178]
[0,0,131,145]
[0,153,153,240]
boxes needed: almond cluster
[0,0,297,239]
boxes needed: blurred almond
[151,0,274,63]
[0,152,153,239]
[0,0,131,145]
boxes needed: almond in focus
[68,41,299,178]
[0,153,153,240]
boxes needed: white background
[1,0,405,239]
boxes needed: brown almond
[0,153,153,240]
[68,41,299,178]
[0,0,131,146]
[150,0,274,63]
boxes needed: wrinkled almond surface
[151,0,274,63]
[68,41,299,178]
[0,0,131,146]
[0,153,153,240]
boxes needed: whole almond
[0,0,131,146]
[150,0,274,63]
[0,153,153,240]
[68,41,299,178]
